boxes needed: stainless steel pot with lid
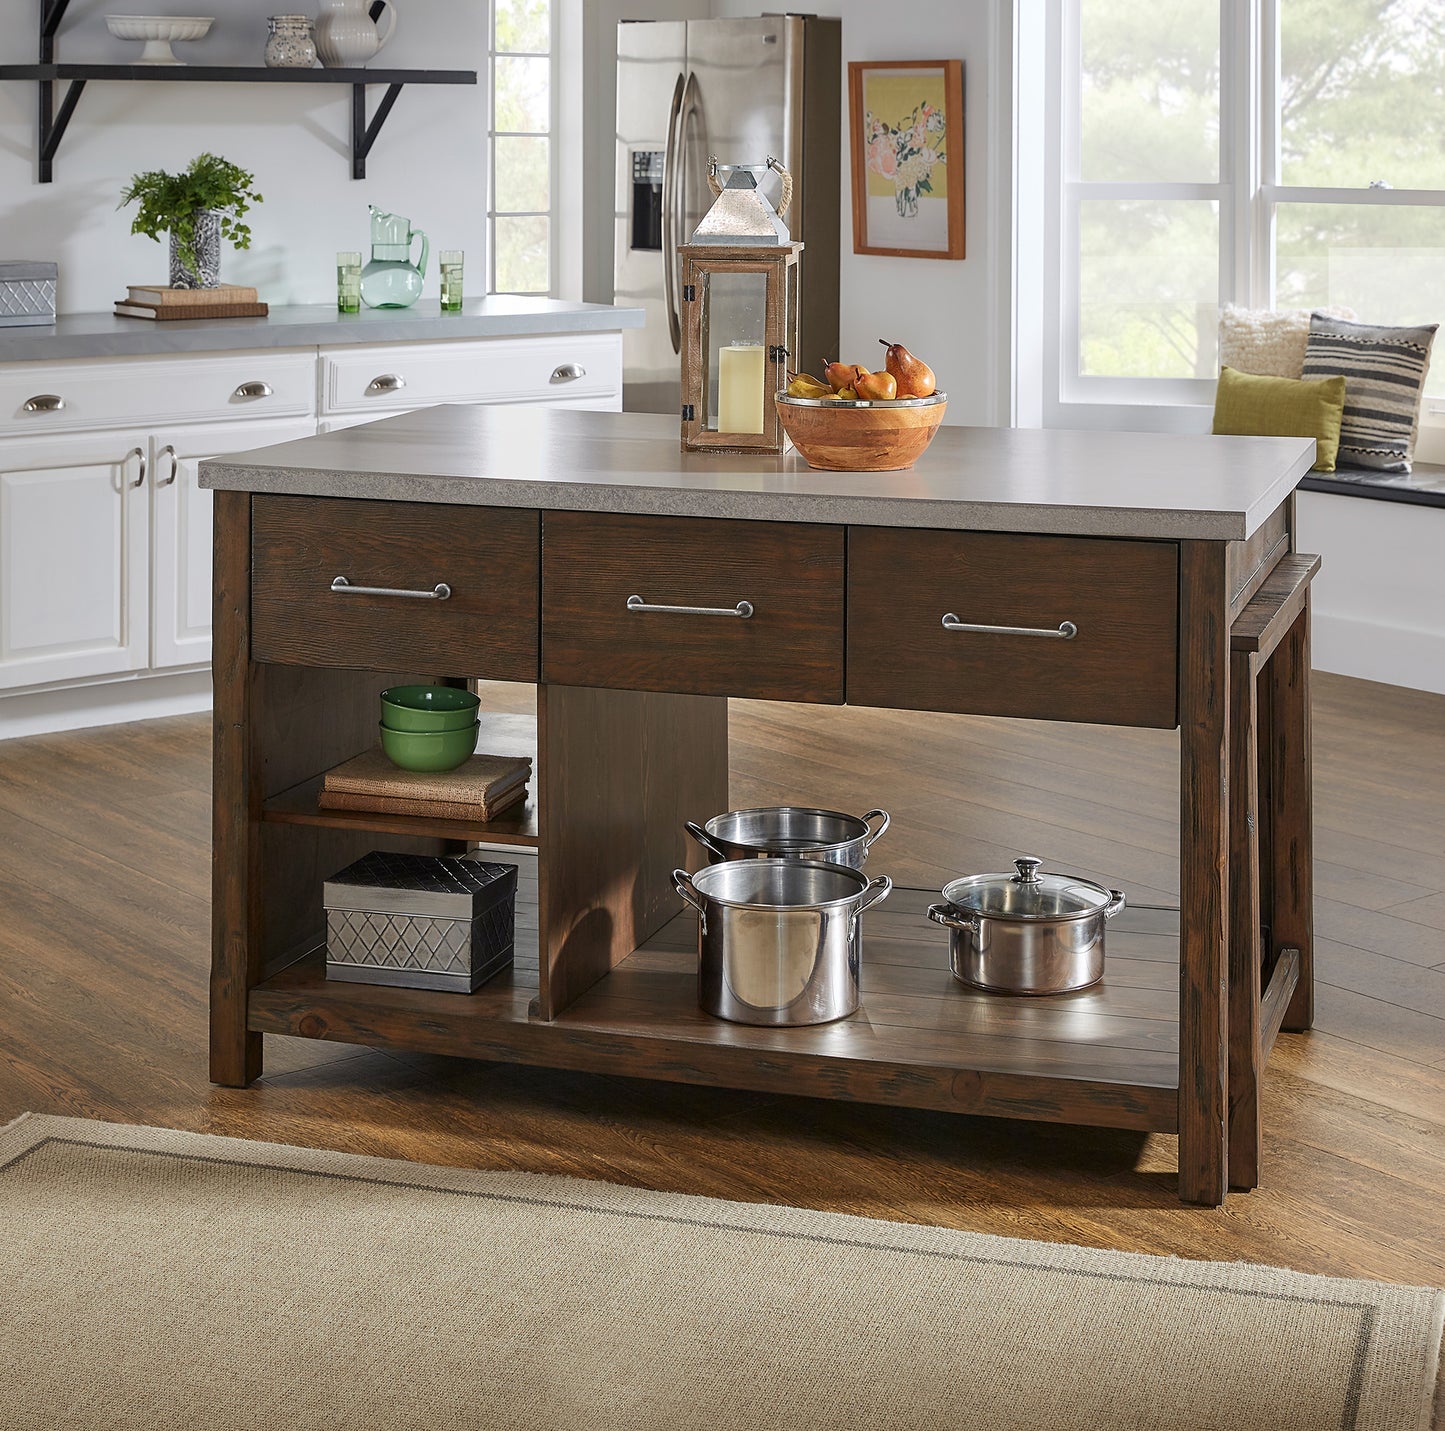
[675,858,893,1025]
[927,856,1125,995]
[685,806,889,869]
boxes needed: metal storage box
[0,262,58,327]
[323,851,517,993]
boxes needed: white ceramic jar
[315,0,397,68]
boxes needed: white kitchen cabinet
[0,434,149,691]
[151,418,317,670]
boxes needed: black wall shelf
[8,0,477,181]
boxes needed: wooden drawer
[0,351,317,437]
[319,334,622,415]
[542,513,845,702]
[847,528,1179,728]
[251,495,539,679]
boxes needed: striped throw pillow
[1301,314,1437,473]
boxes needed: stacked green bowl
[379,685,480,772]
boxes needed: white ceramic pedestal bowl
[106,16,215,65]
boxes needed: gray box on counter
[323,851,518,993]
[0,262,58,327]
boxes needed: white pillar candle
[717,344,766,434]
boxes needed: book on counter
[126,283,259,306]
[318,748,533,822]
[114,299,269,321]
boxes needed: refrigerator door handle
[662,70,686,356]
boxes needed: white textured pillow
[1218,304,1357,378]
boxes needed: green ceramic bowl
[379,684,481,733]
[378,720,479,773]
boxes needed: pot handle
[673,868,708,933]
[857,874,893,915]
[684,820,727,861]
[1102,889,1127,920]
[860,809,891,849]
[927,902,979,933]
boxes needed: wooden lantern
[679,158,802,454]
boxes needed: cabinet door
[0,434,149,691]
[151,418,318,669]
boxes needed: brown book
[126,283,259,306]
[318,783,529,823]
[322,748,533,805]
[115,300,269,321]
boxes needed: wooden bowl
[775,392,947,472]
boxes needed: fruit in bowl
[775,342,946,472]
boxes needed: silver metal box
[323,851,518,993]
[0,262,58,328]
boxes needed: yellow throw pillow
[1212,365,1347,472]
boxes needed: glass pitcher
[360,206,429,309]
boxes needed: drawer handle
[550,363,586,383]
[331,576,451,601]
[366,373,407,396]
[233,381,273,400]
[23,393,64,413]
[156,444,179,488]
[127,446,146,488]
[941,613,1078,640]
[627,593,754,619]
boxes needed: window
[490,0,554,295]
[1045,0,1445,446]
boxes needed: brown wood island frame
[210,463,1316,1207]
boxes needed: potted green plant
[119,153,263,289]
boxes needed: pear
[879,339,936,398]
[787,373,832,399]
[854,370,897,401]
[823,359,861,391]
[832,385,858,400]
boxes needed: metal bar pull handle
[331,576,451,601]
[155,443,178,488]
[365,373,406,396]
[941,613,1078,640]
[627,593,753,619]
[126,445,146,489]
[23,394,64,413]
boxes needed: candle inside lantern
[717,344,766,434]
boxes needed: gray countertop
[0,298,644,363]
[200,404,1314,541]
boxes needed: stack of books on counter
[319,750,533,822]
[114,284,268,321]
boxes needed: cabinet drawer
[319,334,622,414]
[251,496,539,680]
[542,513,845,702]
[847,529,1179,728]
[0,351,317,437]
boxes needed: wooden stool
[1228,553,1319,1190]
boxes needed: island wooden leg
[1227,647,1263,1191]
[1268,598,1314,1031]
[1178,542,1230,1205]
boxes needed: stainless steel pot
[927,856,1125,995]
[674,859,893,1026]
[685,806,890,870]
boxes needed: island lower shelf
[242,888,1292,1136]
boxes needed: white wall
[705,0,1015,428]
[0,0,487,312]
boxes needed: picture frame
[848,59,965,260]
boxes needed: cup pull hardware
[941,614,1078,640]
[232,381,273,400]
[627,594,753,619]
[155,444,179,487]
[23,394,64,413]
[550,363,586,383]
[365,373,406,395]
[331,576,451,601]
[126,446,146,489]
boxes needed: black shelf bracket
[38,76,84,183]
[351,81,404,181]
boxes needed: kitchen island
[201,405,1319,1205]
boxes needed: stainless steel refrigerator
[614,14,841,415]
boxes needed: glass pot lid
[939,857,1115,922]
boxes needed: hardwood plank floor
[0,672,1442,1295]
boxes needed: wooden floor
[1,673,1442,1295]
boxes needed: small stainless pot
[674,859,893,1026]
[927,856,1125,995]
[685,806,890,870]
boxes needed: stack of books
[319,749,533,822]
[114,284,268,321]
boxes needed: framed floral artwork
[848,60,965,260]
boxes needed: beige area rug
[1,1114,1440,1431]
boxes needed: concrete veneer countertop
[0,298,644,363]
[200,403,1315,542]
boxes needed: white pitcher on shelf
[315,0,397,68]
